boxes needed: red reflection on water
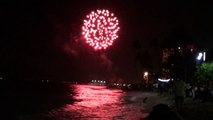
[72,85,123,108]
[47,85,146,119]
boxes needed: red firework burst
[82,9,120,50]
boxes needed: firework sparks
[82,9,120,50]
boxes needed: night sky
[1,0,213,82]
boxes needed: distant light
[197,52,203,60]
[203,52,206,61]
[114,83,116,85]
[178,47,181,50]
[123,84,126,86]
[158,78,170,82]
[144,72,148,76]
[0,77,3,80]
[103,81,106,83]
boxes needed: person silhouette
[144,104,183,120]
[173,78,186,110]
